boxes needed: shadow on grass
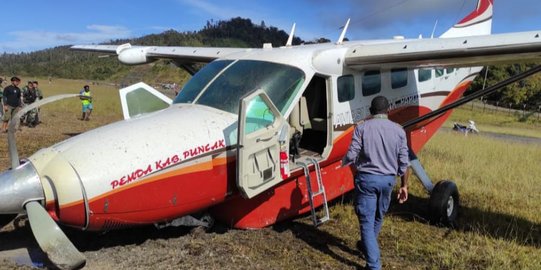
[389,193,541,248]
[0,217,193,253]
[518,111,537,122]
[63,132,82,137]
[71,225,194,252]
[0,216,51,267]
[273,221,364,269]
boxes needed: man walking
[344,95,409,270]
[2,77,23,133]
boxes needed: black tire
[429,180,459,227]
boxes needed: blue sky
[0,0,540,53]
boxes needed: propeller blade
[8,94,82,169]
[25,201,86,270]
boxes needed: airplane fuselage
[24,43,481,230]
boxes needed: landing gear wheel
[429,180,459,227]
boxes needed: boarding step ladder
[296,157,330,226]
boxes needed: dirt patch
[1,215,366,270]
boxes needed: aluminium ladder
[296,157,330,226]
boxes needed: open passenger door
[119,82,172,120]
[237,90,288,199]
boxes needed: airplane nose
[0,162,44,214]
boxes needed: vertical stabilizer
[440,0,493,38]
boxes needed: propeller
[3,94,86,269]
[26,201,86,270]
[8,94,81,169]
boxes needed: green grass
[317,131,541,269]
[446,102,541,138]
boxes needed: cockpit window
[175,60,233,104]
[174,60,305,115]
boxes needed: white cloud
[0,24,131,53]
[180,0,248,20]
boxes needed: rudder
[440,0,493,38]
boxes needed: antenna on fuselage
[431,19,438,38]
[337,18,350,45]
[286,23,296,47]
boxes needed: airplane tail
[440,0,493,38]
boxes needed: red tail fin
[440,0,493,38]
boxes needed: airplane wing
[71,43,248,65]
[344,31,541,70]
[72,31,541,70]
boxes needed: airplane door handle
[256,132,277,142]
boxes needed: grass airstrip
[0,78,539,269]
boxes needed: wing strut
[402,65,541,129]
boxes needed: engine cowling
[118,47,153,65]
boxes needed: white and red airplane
[1,0,541,268]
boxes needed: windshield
[174,60,305,115]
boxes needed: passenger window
[418,68,432,82]
[446,68,455,74]
[338,75,355,102]
[362,70,381,96]
[391,68,408,89]
[435,68,444,78]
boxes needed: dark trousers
[354,173,396,270]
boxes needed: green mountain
[1,17,540,108]
[0,17,304,85]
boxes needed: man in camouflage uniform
[21,81,39,127]
[32,81,43,125]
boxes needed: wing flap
[70,45,120,54]
[345,31,541,70]
[71,44,248,64]
[144,46,249,63]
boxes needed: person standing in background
[0,78,4,119]
[21,81,39,127]
[2,77,23,133]
[79,85,93,121]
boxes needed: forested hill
[0,17,304,82]
[1,17,540,108]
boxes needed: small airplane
[2,0,541,268]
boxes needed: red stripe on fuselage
[56,157,234,231]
